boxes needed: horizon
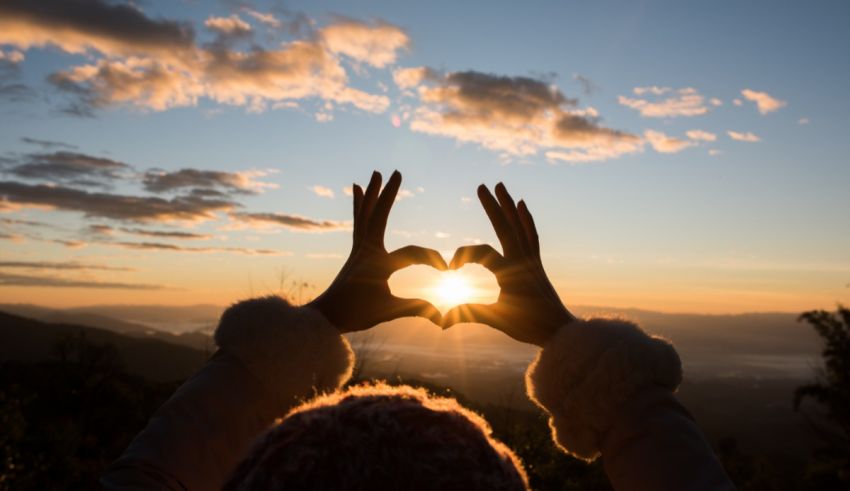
[1,0,849,315]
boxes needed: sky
[0,0,848,314]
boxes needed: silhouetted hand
[308,170,447,333]
[442,183,575,346]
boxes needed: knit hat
[224,382,529,490]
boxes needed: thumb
[387,297,442,326]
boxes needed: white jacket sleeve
[525,318,734,491]
[101,296,354,490]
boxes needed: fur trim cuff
[526,318,682,462]
[215,296,354,408]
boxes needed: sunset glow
[0,0,847,314]
[432,272,475,310]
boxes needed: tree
[794,305,850,487]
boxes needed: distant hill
[0,311,208,383]
[0,303,216,351]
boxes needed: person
[101,171,734,490]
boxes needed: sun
[432,271,474,308]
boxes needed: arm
[102,170,445,490]
[445,182,733,490]
[527,318,734,491]
[101,299,353,490]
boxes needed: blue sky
[0,0,848,313]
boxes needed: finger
[356,171,382,240]
[389,297,442,326]
[441,303,499,330]
[353,184,364,217]
[517,199,540,258]
[388,245,448,271]
[494,182,531,255]
[352,184,364,244]
[478,184,519,257]
[449,244,505,272]
[369,169,401,241]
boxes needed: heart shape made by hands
[389,263,499,314]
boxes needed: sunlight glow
[432,271,475,308]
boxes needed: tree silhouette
[794,305,850,486]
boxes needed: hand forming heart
[309,170,575,347]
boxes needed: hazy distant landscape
[0,302,824,469]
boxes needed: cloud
[0,49,24,64]
[20,137,77,150]
[23,6,399,116]
[572,74,598,96]
[51,238,86,249]
[632,86,670,96]
[2,151,131,186]
[393,66,435,89]
[142,168,276,194]
[0,271,166,290]
[0,83,36,102]
[242,9,282,29]
[107,240,282,255]
[618,87,709,118]
[727,130,760,142]
[740,89,786,115]
[342,186,353,196]
[310,185,335,198]
[404,69,642,162]
[319,19,409,68]
[686,130,717,142]
[0,0,195,59]
[644,130,694,154]
[0,181,237,222]
[205,15,252,38]
[0,260,134,271]
[798,117,810,125]
[118,227,213,240]
[1,216,49,226]
[229,212,349,232]
[709,98,723,107]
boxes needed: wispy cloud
[618,87,709,118]
[310,185,335,198]
[118,227,213,240]
[0,181,238,222]
[108,240,284,255]
[727,130,761,142]
[686,130,717,142]
[740,89,786,115]
[1,151,131,187]
[0,260,134,271]
[0,272,167,290]
[644,130,693,154]
[142,168,276,194]
[229,212,349,232]
[20,137,78,150]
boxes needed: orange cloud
[0,0,195,61]
[405,70,642,162]
[3,2,401,115]
[205,15,252,37]
[319,19,409,68]
[727,130,760,142]
[644,130,694,153]
[618,87,709,118]
[740,89,786,115]
[685,130,717,142]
